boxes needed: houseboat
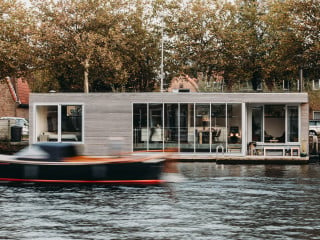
[29,92,309,162]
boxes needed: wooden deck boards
[168,154,309,164]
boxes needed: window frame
[33,103,84,144]
[286,105,300,143]
[313,111,320,120]
[132,102,244,154]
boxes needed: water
[1,163,320,240]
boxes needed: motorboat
[0,143,167,185]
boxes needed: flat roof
[30,92,308,104]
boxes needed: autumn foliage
[0,0,319,92]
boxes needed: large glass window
[36,104,83,142]
[164,104,179,150]
[250,104,299,145]
[180,104,194,152]
[132,102,243,154]
[227,104,242,153]
[195,104,210,152]
[211,104,227,153]
[36,105,58,142]
[252,106,263,142]
[149,104,163,150]
[61,105,82,141]
[287,106,299,142]
[264,105,285,143]
[133,104,148,150]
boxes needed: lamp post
[299,67,303,92]
[160,18,164,92]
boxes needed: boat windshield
[15,143,78,161]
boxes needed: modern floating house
[29,92,309,160]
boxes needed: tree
[1,0,318,93]
[288,0,320,81]
[162,0,270,90]
[215,0,270,90]
[31,0,125,92]
[31,0,161,93]
[0,0,34,80]
[262,0,304,90]
[92,0,160,92]
[164,0,222,84]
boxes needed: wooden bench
[264,146,285,156]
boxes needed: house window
[178,89,190,92]
[36,104,83,142]
[313,111,320,120]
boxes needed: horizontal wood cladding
[30,92,308,104]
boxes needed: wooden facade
[30,92,309,157]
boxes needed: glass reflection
[195,104,210,152]
[211,104,227,153]
[133,104,147,150]
[227,104,242,153]
[180,104,194,152]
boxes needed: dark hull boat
[0,143,167,185]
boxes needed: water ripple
[1,163,320,239]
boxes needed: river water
[1,163,320,240]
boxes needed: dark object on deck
[11,126,22,142]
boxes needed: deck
[167,154,309,164]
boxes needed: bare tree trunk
[84,58,89,93]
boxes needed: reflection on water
[1,163,320,240]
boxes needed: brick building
[168,74,199,92]
[0,77,30,119]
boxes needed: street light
[299,67,303,92]
[160,17,164,92]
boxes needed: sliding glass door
[132,103,243,154]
